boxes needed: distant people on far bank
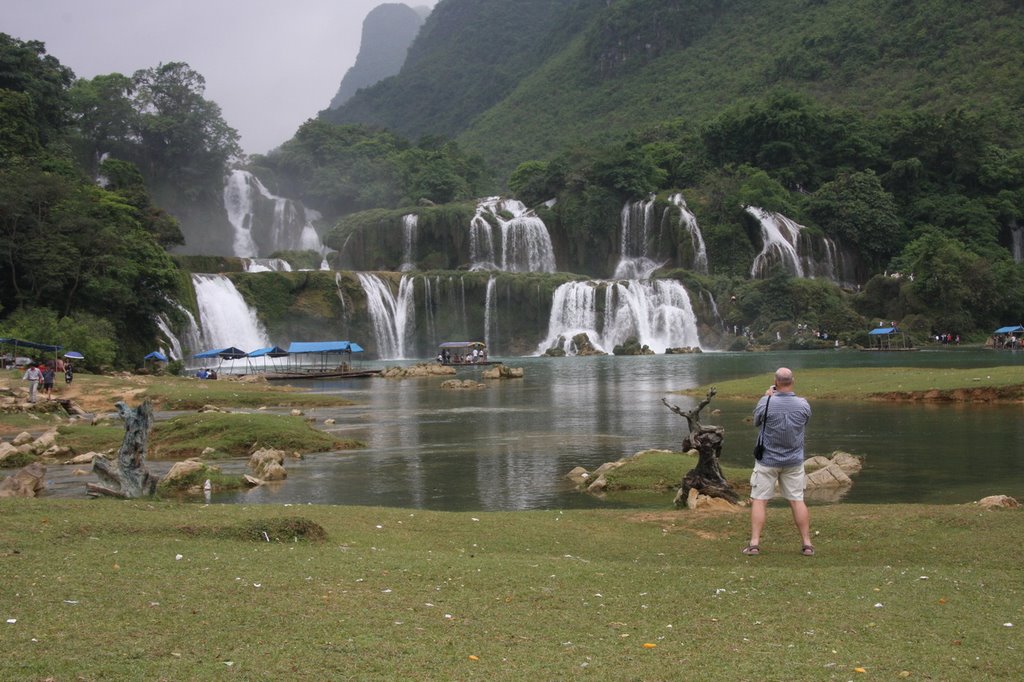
[65,363,74,384]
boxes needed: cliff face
[328,3,425,110]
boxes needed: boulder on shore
[976,494,1020,510]
[0,461,46,498]
[441,379,486,390]
[381,364,456,379]
[249,447,287,481]
[482,364,524,379]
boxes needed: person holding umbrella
[63,351,84,384]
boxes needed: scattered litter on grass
[643,643,656,649]
[6,619,15,624]
[471,518,479,522]
[874,603,884,608]
[1004,623,1014,627]
[468,655,479,661]
[63,600,79,604]
[854,666,867,673]
[175,554,183,561]
[253,583,261,588]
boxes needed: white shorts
[750,462,805,501]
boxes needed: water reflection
[47,351,1024,510]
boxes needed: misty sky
[4,0,437,155]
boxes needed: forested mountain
[321,0,600,141]
[326,0,1024,177]
[327,3,426,110]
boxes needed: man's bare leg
[748,498,768,547]
[788,499,812,548]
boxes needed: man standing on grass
[743,367,814,556]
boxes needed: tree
[807,170,903,269]
[0,33,75,147]
[129,62,241,204]
[68,73,137,170]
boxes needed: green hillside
[322,0,604,140]
[325,0,1024,177]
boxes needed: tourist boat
[436,341,499,366]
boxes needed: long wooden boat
[262,368,382,381]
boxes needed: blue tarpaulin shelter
[284,341,363,372]
[994,325,1024,334]
[193,347,247,360]
[866,326,908,350]
[286,341,363,354]
[144,351,168,362]
[0,336,62,353]
[248,346,289,358]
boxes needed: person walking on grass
[23,362,42,404]
[743,367,815,556]
[42,364,55,400]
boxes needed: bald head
[775,367,794,389]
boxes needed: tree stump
[662,388,739,505]
[88,401,159,498]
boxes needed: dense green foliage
[322,0,601,140]
[248,120,487,216]
[0,34,188,367]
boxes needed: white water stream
[192,274,270,352]
[357,273,415,359]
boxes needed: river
[194,349,1024,510]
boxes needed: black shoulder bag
[753,393,771,461]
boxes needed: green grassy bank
[686,365,1024,402]
[1,500,1019,680]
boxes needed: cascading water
[484,276,496,349]
[537,279,701,355]
[223,169,325,258]
[243,258,293,273]
[400,214,418,272]
[614,195,663,279]
[668,193,709,275]
[747,206,840,280]
[747,206,804,278]
[469,197,556,273]
[192,274,270,352]
[357,273,415,359]
[156,302,203,361]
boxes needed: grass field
[0,500,1019,680]
[685,366,1024,402]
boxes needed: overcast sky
[4,0,437,155]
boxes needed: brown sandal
[801,545,815,556]
[741,545,760,555]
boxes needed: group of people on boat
[436,344,488,365]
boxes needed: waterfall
[1012,225,1023,263]
[243,258,293,273]
[668,193,709,274]
[747,206,843,280]
[223,170,260,257]
[422,276,437,346]
[192,274,270,352]
[469,197,556,272]
[484,276,496,349]
[156,303,203,361]
[357,273,415,359]
[614,195,663,279]
[747,206,805,278]
[222,169,325,258]
[537,279,701,355]
[702,290,724,330]
[400,214,418,272]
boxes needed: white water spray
[400,214,418,272]
[223,169,325,257]
[469,197,556,272]
[668,193,709,274]
[537,279,701,355]
[357,273,415,359]
[192,274,270,352]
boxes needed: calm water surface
[193,350,1024,510]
